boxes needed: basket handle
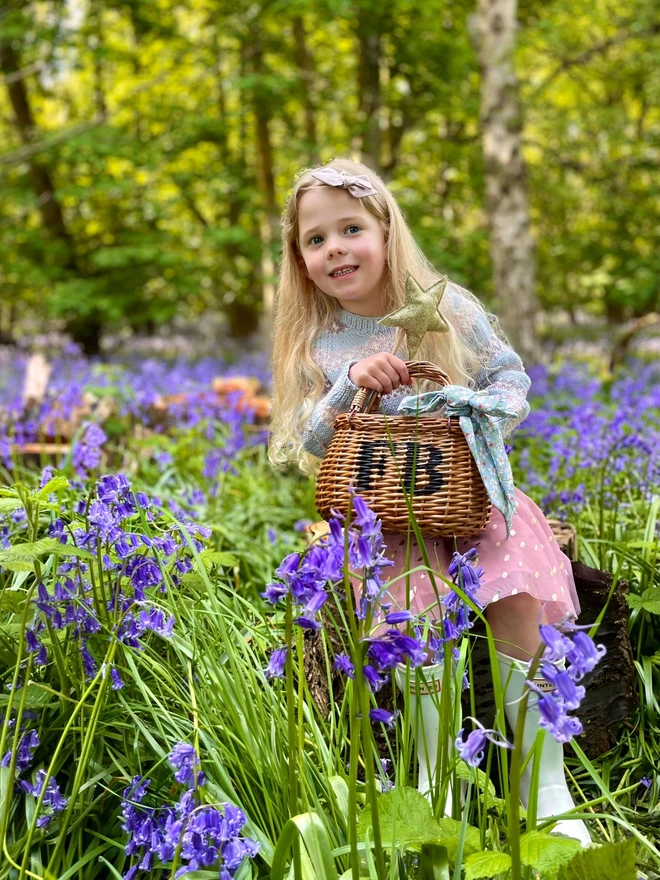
[350,360,451,415]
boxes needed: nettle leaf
[359,788,480,860]
[456,760,497,798]
[0,538,94,572]
[564,838,637,880]
[199,550,239,570]
[626,588,660,615]
[359,787,439,849]
[520,830,582,880]
[463,850,512,879]
[434,817,481,860]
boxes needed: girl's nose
[326,237,346,258]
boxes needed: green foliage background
[1,0,659,348]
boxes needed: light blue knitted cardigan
[303,281,531,459]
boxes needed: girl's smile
[298,187,387,316]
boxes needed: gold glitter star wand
[357,272,449,412]
[380,271,449,358]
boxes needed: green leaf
[463,850,512,879]
[271,812,339,880]
[358,787,439,850]
[329,775,349,820]
[418,842,450,880]
[520,830,582,880]
[36,476,69,498]
[359,788,480,860]
[564,838,637,880]
[0,538,94,572]
[199,550,239,570]
[0,499,25,514]
[456,760,497,798]
[626,588,660,615]
[434,817,481,859]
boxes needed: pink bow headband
[310,167,378,198]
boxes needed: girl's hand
[348,354,412,395]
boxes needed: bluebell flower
[566,631,607,681]
[363,664,389,692]
[48,518,67,544]
[81,641,97,678]
[261,582,288,604]
[130,558,163,593]
[168,743,205,789]
[539,625,574,662]
[264,647,287,680]
[333,654,355,679]
[369,708,398,728]
[534,691,583,743]
[385,610,413,624]
[456,718,511,768]
[19,769,68,826]
[294,616,322,631]
[538,663,585,710]
[1,729,39,773]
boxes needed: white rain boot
[496,649,591,846]
[395,662,456,816]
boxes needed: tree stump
[303,520,637,760]
[462,561,636,759]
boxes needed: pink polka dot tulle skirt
[376,489,580,625]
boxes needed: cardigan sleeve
[465,300,531,438]
[302,362,359,458]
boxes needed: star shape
[378,272,449,357]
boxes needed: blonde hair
[269,158,489,475]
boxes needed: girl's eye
[308,225,359,245]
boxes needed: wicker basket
[315,361,491,538]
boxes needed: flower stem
[507,646,543,880]
[284,595,302,880]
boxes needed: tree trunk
[475,0,540,364]
[355,2,384,172]
[292,15,319,167]
[212,26,260,340]
[247,25,279,336]
[0,38,76,265]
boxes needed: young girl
[269,158,590,845]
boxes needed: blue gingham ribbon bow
[397,386,518,534]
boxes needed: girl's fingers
[360,373,384,393]
[392,359,411,386]
[373,366,398,394]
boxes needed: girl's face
[297,186,388,316]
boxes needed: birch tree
[475,0,540,363]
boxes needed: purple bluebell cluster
[72,423,107,476]
[19,769,68,828]
[1,727,68,828]
[514,361,660,520]
[119,743,260,879]
[1,729,40,773]
[262,494,488,731]
[528,623,607,742]
[26,470,211,684]
[0,348,269,495]
[260,493,394,630]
